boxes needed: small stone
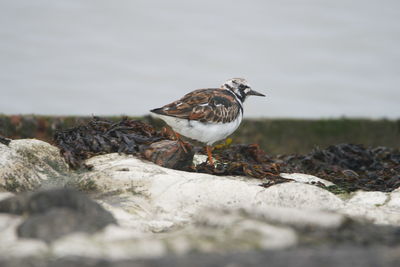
[193,154,209,166]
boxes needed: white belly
[153,113,243,145]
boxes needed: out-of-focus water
[0,0,399,118]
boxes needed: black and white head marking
[222,78,254,103]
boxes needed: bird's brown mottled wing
[151,89,241,123]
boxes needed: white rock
[98,200,178,233]
[83,153,400,228]
[386,191,400,209]
[0,139,69,192]
[86,154,346,233]
[255,182,344,211]
[347,191,388,207]
[84,154,343,214]
[249,206,345,229]
[340,204,400,225]
[51,209,298,259]
[0,214,48,258]
[0,239,48,259]
[0,214,22,242]
[340,191,400,224]
[0,192,14,201]
[187,211,298,251]
[51,230,167,260]
[2,139,400,261]
[192,154,209,166]
[280,173,334,186]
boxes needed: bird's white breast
[153,112,243,145]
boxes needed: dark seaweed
[195,144,284,182]
[54,117,165,169]
[53,118,400,193]
[275,144,400,192]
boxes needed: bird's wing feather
[151,89,241,123]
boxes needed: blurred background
[1,0,399,153]
[1,0,399,118]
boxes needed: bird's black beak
[248,89,266,97]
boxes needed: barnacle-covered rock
[0,139,69,192]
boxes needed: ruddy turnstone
[150,78,265,165]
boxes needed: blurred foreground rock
[0,188,116,243]
[0,139,400,265]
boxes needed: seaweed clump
[54,117,165,169]
[53,118,282,179]
[195,143,400,192]
[195,144,287,187]
[276,144,400,192]
[53,118,400,193]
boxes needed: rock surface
[0,139,399,265]
[0,189,117,242]
[0,139,69,192]
[1,247,400,267]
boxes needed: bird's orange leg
[174,132,188,153]
[206,145,214,165]
[161,127,189,153]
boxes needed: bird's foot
[174,132,189,153]
[206,145,215,166]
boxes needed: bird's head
[221,78,265,102]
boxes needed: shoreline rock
[0,139,399,264]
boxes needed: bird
[150,78,265,165]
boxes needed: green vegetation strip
[0,114,399,155]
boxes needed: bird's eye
[238,84,248,90]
